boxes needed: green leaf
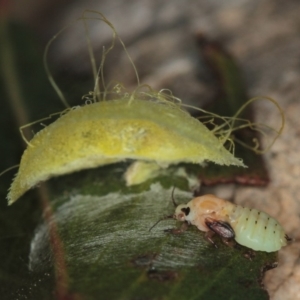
[10,165,276,300]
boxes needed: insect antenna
[171,186,178,207]
[149,215,173,232]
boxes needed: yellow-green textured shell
[8,99,244,204]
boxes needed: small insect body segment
[229,206,287,252]
[174,194,288,252]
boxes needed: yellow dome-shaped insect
[7,98,245,204]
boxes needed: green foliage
[8,165,276,300]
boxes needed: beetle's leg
[205,231,218,248]
[221,237,236,248]
[164,221,189,234]
[243,249,256,261]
